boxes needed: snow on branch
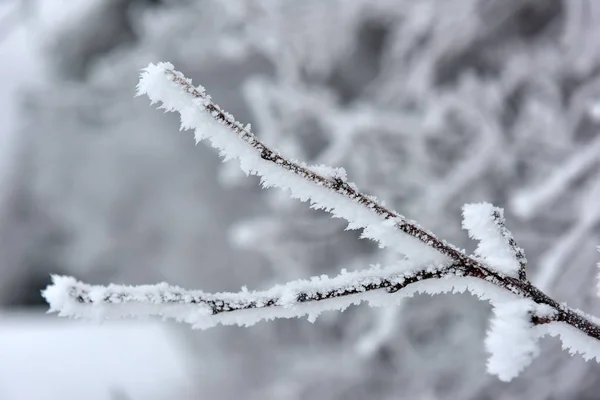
[462,203,527,280]
[485,299,541,382]
[42,62,600,381]
[134,62,446,264]
[44,263,471,329]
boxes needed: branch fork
[42,62,600,381]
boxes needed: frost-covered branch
[42,63,600,381]
[44,263,465,329]
[462,203,527,281]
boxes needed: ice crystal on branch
[485,299,540,382]
[41,62,600,383]
[462,203,527,279]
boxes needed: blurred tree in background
[3,0,600,398]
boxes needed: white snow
[485,299,540,381]
[462,203,523,278]
[0,311,193,400]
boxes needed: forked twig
[43,63,600,381]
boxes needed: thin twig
[491,209,528,281]
[44,64,600,347]
[64,263,465,315]
[159,66,600,340]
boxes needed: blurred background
[2,0,600,398]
